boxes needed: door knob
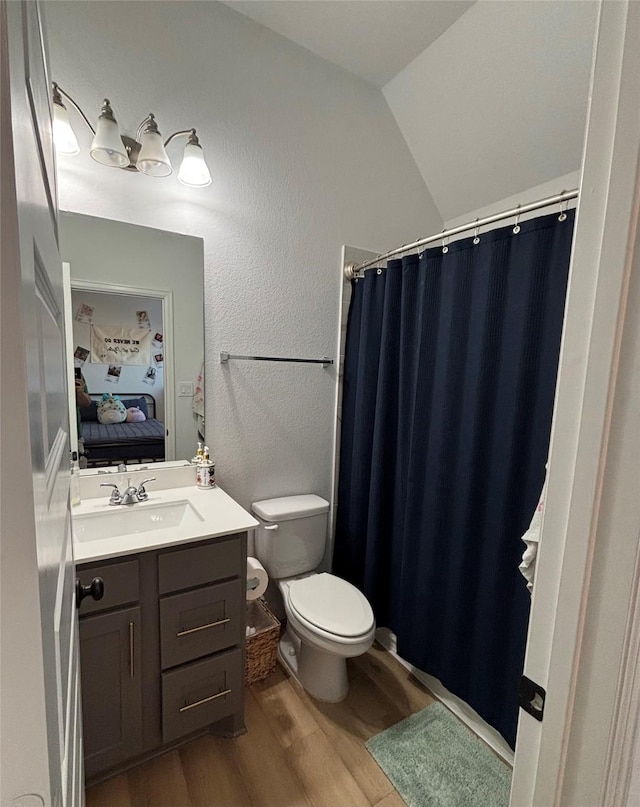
[75,576,104,609]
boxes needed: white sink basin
[73,500,204,542]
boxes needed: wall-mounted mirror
[60,212,205,469]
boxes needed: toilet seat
[286,572,374,643]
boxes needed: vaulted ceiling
[221,0,474,87]
[221,0,598,220]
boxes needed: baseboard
[375,628,514,765]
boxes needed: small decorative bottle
[196,446,216,489]
[191,441,204,465]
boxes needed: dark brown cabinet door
[79,606,143,778]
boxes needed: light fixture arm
[164,128,200,148]
[134,120,200,148]
[136,114,157,143]
[52,82,96,136]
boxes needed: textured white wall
[383,1,597,221]
[45,1,442,510]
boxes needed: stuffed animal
[126,406,146,423]
[97,393,127,425]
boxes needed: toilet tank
[252,494,330,579]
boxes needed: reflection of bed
[79,393,165,467]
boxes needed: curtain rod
[344,188,579,279]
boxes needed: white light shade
[178,142,212,187]
[137,131,172,177]
[90,117,129,168]
[52,102,79,155]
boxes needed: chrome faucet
[100,477,156,506]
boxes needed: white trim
[602,533,640,806]
[70,279,172,300]
[65,276,176,461]
[376,628,514,764]
[512,2,640,804]
[62,261,78,457]
[328,247,346,558]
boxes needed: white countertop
[73,483,259,564]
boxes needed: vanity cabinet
[76,532,247,782]
[79,606,142,776]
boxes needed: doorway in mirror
[70,287,166,468]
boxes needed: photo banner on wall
[90,325,152,365]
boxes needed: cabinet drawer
[160,579,243,669]
[162,647,242,744]
[77,559,139,616]
[158,535,243,594]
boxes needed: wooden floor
[86,642,435,807]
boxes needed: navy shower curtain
[334,210,575,746]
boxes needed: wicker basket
[245,598,280,685]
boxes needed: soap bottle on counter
[196,446,216,489]
[191,441,204,465]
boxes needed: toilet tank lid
[251,494,329,522]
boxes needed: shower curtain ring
[376,254,383,275]
[473,219,481,245]
[558,194,568,222]
[442,230,449,254]
[513,205,521,234]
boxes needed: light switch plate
[178,382,194,397]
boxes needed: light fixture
[90,99,129,168]
[51,82,212,188]
[137,114,172,177]
[177,130,212,188]
[52,83,79,155]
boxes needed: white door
[511,2,640,805]
[1,2,83,805]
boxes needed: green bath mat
[366,702,512,807]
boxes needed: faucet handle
[100,482,122,505]
[137,477,156,501]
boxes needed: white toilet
[252,494,375,702]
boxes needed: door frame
[511,1,640,804]
[62,271,176,462]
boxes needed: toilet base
[277,628,301,678]
[277,628,349,703]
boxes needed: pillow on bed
[126,407,146,423]
[80,397,150,421]
[79,401,99,422]
[121,397,150,418]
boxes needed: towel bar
[220,352,333,367]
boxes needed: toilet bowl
[251,494,376,702]
[277,573,375,702]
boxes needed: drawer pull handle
[176,617,230,638]
[179,688,231,713]
[129,622,134,678]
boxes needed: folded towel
[193,361,205,438]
